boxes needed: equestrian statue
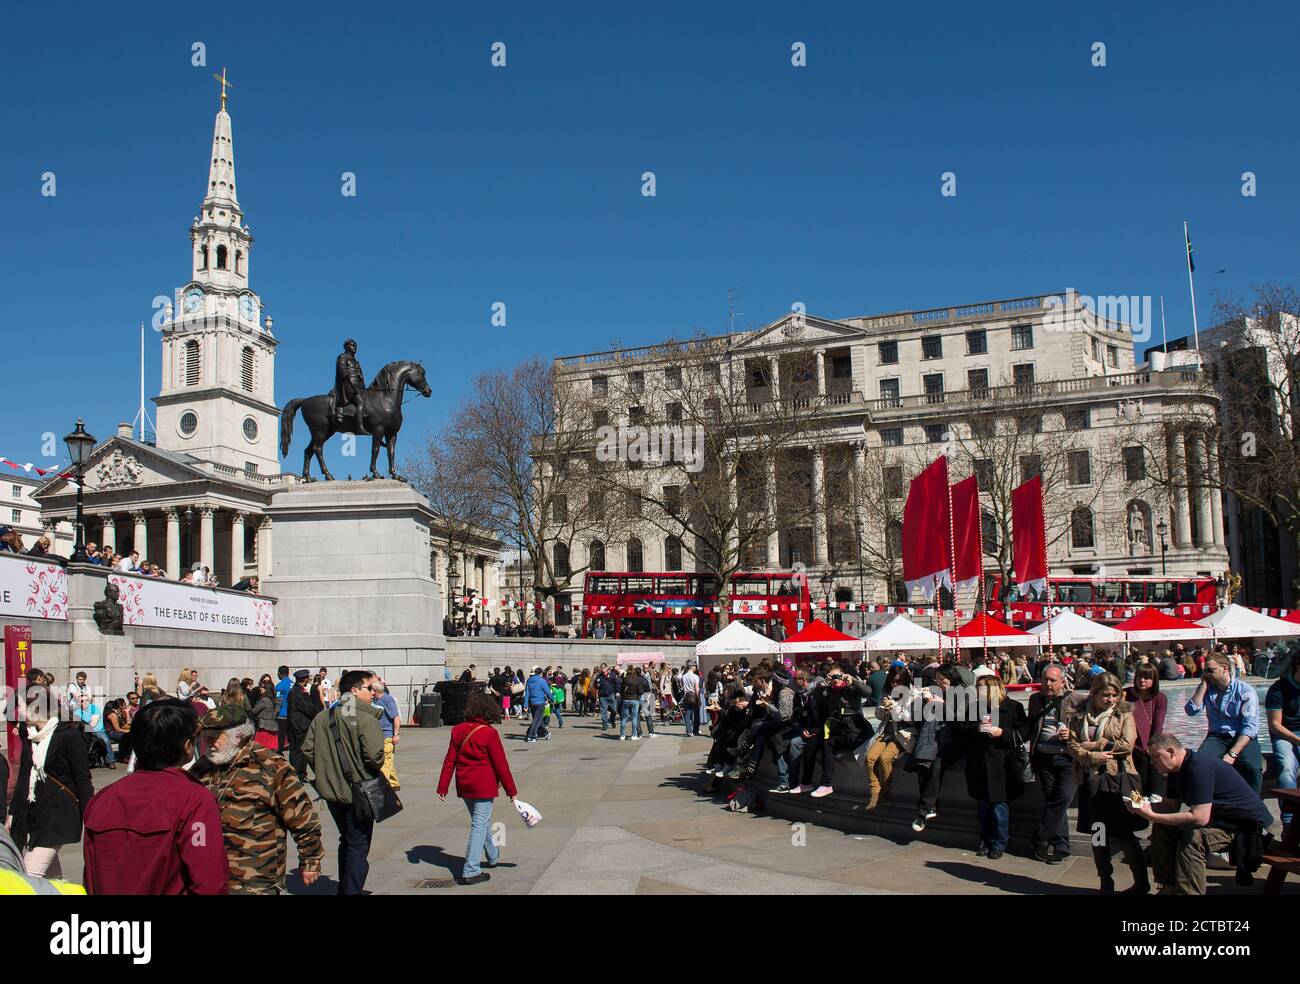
[280,338,431,482]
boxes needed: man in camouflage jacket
[195,706,325,895]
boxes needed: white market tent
[1027,609,1128,647]
[861,614,945,651]
[1196,603,1300,640]
[694,619,782,658]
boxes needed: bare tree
[589,334,829,625]
[440,358,630,617]
[405,428,499,625]
[1210,284,1300,592]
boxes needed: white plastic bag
[514,799,543,828]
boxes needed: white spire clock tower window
[154,69,280,476]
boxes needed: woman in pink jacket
[437,691,520,886]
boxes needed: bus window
[623,577,655,594]
[1098,582,1124,603]
[1124,582,1146,603]
[697,576,721,597]
[658,617,694,638]
[732,575,769,595]
[657,576,689,595]
[1147,582,1175,604]
[1055,581,1091,604]
[626,618,653,637]
[1178,581,1198,603]
[588,576,621,594]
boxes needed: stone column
[231,511,247,585]
[131,511,149,562]
[98,515,116,554]
[1188,432,1213,547]
[765,456,779,569]
[1168,433,1192,547]
[257,516,273,579]
[770,356,781,402]
[164,507,181,579]
[1208,438,1225,547]
[812,446,828,566]
[199,505,215,574]
[814,348,826,396]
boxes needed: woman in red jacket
[437,691,520,885]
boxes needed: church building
[37,83,280,585]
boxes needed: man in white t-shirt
[318,668,333,704]
[117,551,140,573]
[679,663,702,737]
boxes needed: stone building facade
[551,291,1231,618]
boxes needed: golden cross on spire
[213,67,233,110]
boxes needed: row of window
[182,340,258,393]
[876,325,1035,366]
[552,536,686,578]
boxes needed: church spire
[204,68,240,218]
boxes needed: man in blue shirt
[373,678,402,791]
[524,667,553,743]
[273,665,294,753]
[1185,652,1262,793]
[1134,733,1272,895]
[1265,651,1300,827]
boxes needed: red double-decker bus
[987,574,1219,628]
[580,571,812,640]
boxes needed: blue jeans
[683,702,699,736]
[620,698,641,737]
[640,693,655,734]
[551,701,564,728]
[462,798,499,879]
[526,704,549,739]
[977,800,1010,852]
[1272,737,1299,824]
[599,696,618,729]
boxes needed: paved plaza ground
[53,693,1295,895]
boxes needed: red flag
[1011,474,1047,596]
[950,475,982,590]
[902,456,951,600]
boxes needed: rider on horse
[332,339,369,435]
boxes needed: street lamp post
[1155,519,1169,576]
[819,570,834,629]
[63,418,96,564]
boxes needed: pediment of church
[729,313,863,352]
[36,437,210,500]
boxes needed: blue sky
[2,1,1296,474]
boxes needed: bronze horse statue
[280,359,431,481]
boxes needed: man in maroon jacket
[82,699,230,895]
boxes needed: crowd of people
[4,634,1295,897]
[442,615,568,638]
[0,527,262,592]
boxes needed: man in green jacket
[301,669,386,895]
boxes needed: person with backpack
[619,666,644,740]
[549,669,567,730]
[438,691,520,886]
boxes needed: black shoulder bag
[328,707,403,824]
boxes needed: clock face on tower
[239,295,257,322]
[183,288,204,314]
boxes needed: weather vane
[213,66,233,110]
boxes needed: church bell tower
[154,69,280,475]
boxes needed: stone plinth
[263,480,447,709]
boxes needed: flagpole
[1184,221,1201,358]
[1159,295,1168,353]
[1041,476,1053,656]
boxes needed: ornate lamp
[63,418,96,563]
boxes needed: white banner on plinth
[0,557,69,620]
[108,574,274,636]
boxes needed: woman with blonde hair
[176,668,198,700]
[138,672,163,705]
[1067,672,1149,894]
[964,674,1028,859]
